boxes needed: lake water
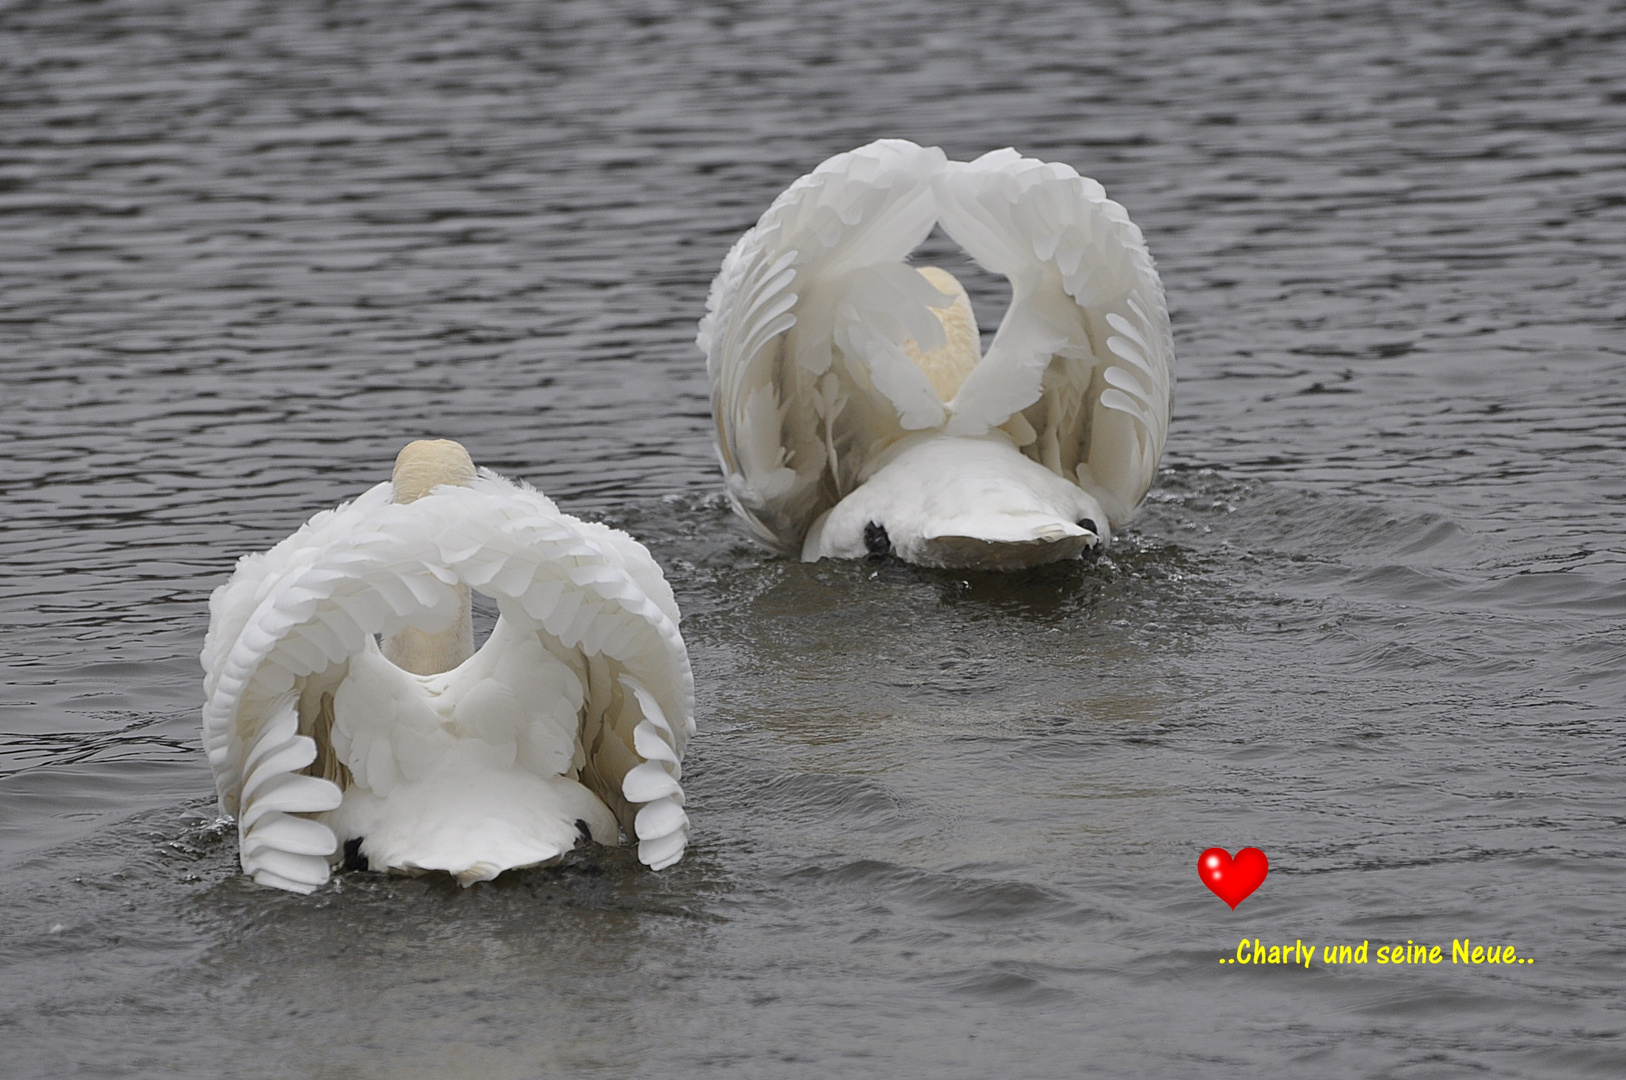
[2,1,1623,1076]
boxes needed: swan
[200,440,694,894]
[698,139,1174,570]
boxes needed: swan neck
[382,439,479,674]
[383,584,475,676]
[902,266,980,403]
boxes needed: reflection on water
[2,0,1624,1076]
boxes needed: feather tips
[936,149,1173,516]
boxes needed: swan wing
[201,482,396,893]
[936,149,1174,526]
[699,138,953,553]
[201,472,694,893]
[448,476,694,870]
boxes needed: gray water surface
[2,1,1624,1077]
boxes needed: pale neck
[383,585,474,676]
[903,266,980,403]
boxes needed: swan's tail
[915,517,1099,571]
[329,767,620,885]
[802,433,1108,570]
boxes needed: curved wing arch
[936,149,1173,526]
[698,139,956,553]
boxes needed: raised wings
[200,472,694,893]
[698,139,1173,553]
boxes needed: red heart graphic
[1199,847,1269,909]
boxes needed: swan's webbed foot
[342,836,369,872]
[863,522,892,558]
[1078,518,1104,561]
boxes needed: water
[2,0,1624,1075]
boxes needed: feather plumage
[201,445,694,893]
[699,140,1174,569]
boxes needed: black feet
[342,836,369,872]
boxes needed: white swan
[200,440,694,894]
[698,139,1174,570]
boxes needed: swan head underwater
[201,439,694,893]
[699,139,1173,571]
